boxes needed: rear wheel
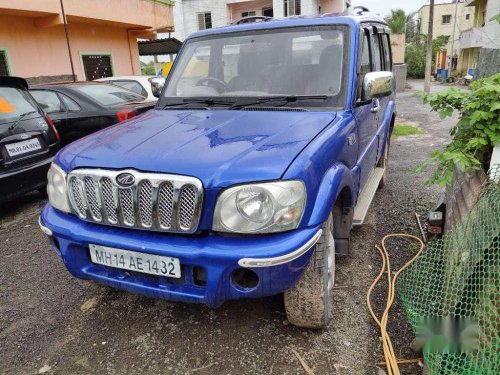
[284,213,335,328]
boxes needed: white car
[95,76,165,102]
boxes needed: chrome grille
[178,185,198,230]
[67,169,203,233]
[158,182,174,229]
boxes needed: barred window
[197,12,212,30]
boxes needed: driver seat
[227,52,266,92]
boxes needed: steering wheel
[196,77,227,93]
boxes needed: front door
[354,28,379,192]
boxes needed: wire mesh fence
[397,165,500,374]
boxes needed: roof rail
[352,6,370,15]
[231,16,273,25]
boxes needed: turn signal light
[117,110,137,122]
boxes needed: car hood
[56,109,336,187]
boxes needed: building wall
[418,1,475,51]
[459,0,500,76]
[227,0,273,23]
[172,0,346,41]
[0,15,139,80]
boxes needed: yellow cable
[367,234,425,375]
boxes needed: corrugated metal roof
[138,37,182,56]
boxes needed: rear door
[354,27,379,192]
[30,89,67,129]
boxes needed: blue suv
[40,10,396,328]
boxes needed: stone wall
[393,63,407,92]
[391,33,405,64]
[474,48,500,79]
[444,165,487,233]
[26,75,76,86]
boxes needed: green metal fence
[397,168,500,374]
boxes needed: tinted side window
[60,93,81,112]
[112,80,147,97]
[371,33,383,71]
[31,90,64,113]
[382,34,392,71]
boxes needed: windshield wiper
[229,95,328,110]
[162,98,236,109]
[8,111,38,131]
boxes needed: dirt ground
[0,80,457,375]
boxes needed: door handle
[371,99,381,113]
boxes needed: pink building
[0,0,174,83]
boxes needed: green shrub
[417,73,500,186]
[406,43,426,78]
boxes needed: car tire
[378,137,390,189]
[284,213,335,329]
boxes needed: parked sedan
[95,76,165,102]
[30,82,156,146]
[0,76,60,203]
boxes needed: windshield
[72,84,146,106]
[163,25,349,108]
[0,87,40,125]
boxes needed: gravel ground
[0,81,457,375]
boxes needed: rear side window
[381,34,392,71]
[60,93,81,112]
[30,90,64,113]
[72,84,146,106]
[110,80,147,97]
[371,33,383,71]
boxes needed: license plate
[89,244,181,278]
[6,138,42,157]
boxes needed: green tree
[405,35,449,78]
[140,61,156,76]
[386,9,407,34]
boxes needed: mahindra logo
[116,173,135,187]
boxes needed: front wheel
[284,213,335,328]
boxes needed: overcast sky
[350,0,449,18]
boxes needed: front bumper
[40,204,321,308]
[0,157,53,203]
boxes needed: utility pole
[447,0,460,79]
[60,0,76,82]
[424,0,435,94]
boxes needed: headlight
[213,180,306,234]
[47,163,70,213]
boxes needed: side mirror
[362,72,394,102]
[149,77,166,98]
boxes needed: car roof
[96,76,155,81]
[188,13,387,39]
[0,76,29,90]
[31,81,116,90]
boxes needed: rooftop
[188,12,387,39]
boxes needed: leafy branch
[417,73,500,186]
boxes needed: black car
[0,76,60,203]
[30,82,156,146]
